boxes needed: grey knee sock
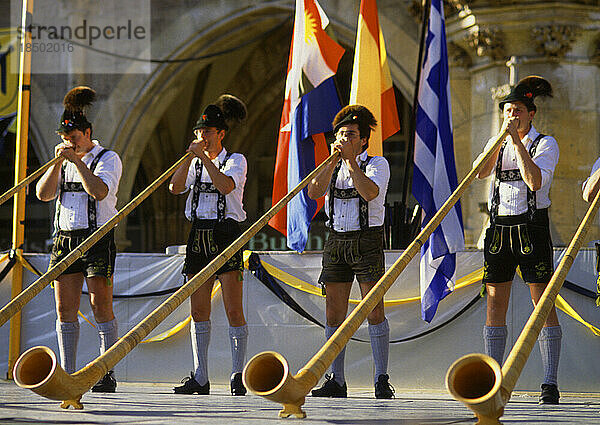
[56,320,79,374]
[229,324,248,374]
[326,325,346,385]
[97,318,119,354]
[97,318,118,376]
[191,320,210,385]
[539,326,562,386]
[368,318,390,383]
[483,325,507,365]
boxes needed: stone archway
[103,1,419,251]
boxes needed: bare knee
[90,299,114,323]
[55,302,78,322]
[225,308,246,327]
[367,306,385,325]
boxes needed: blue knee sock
[326,325,346,385]
[229,324,248,375]
[539,326,561,386]
[191,320,211,385]
[483,325,507,365]
[56,320,79,374]
[368,318,390,383]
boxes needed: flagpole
[8,0,33,379]
[400,0,430,238]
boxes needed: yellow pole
[8,0,33,380]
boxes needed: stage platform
[1,379,599,424]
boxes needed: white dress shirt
[325,150,390,232]
[183,147,247,222]
[476,125,559,216]
[53,141,122,231]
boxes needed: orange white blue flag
[349,0,400,156]
[269,0,345,252]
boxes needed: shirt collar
[215,147,228,164]
[82,140,101,160]
[357,150,368,163]
[522,125,539,146]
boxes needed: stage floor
[1,380,599,424]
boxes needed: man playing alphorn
[307,105,394,399]
[36,87,122,393]
[169,95,249,396]
[475,76,561,404]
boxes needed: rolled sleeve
[583,157,600,193]
[532,136,559,189]
[94,152,122,195]
[365,156,390,196]
[223,153,247,190]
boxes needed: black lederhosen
[49,229,116,279]
[483,210,553,284]
[182,218,244,277]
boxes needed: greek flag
[412,0,464,322]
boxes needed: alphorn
[12,152,340,409]
[445,179,600,424]
[0,152,194,328]
[242,128,510,419]
[0,157,62,206]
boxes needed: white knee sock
[56,320,79,374]
[326,325,346,385]
[191,320,211,385]
[369,318,390,383]
[539,326,562,386]
[229,324,248,374]
[483,325,507,365]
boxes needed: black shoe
[539,383,559,405]
[173,372,210,395]
[374,374,395,399]
[230,372,247,396]
[91,371,117,393]
[311,374,347,398]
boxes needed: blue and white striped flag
[412,0,464,323]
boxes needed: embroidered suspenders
[190,152,233,222]
[55,148,108,231]
[489,133,545,224]
[487,134,546,256]
[328,156,372,230]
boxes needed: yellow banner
[0,28,19,119]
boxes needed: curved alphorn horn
[242,129,511,419]
[446,180,600,425]
[12,152,340,408]
[0,152,194,327]
[0,157,62,206]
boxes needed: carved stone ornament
[490,83,511,100]
[408,0,468,21]
[593,37,600,63]
[448,41,472,68]
[465,27,505,60]
[532,25,581,58]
